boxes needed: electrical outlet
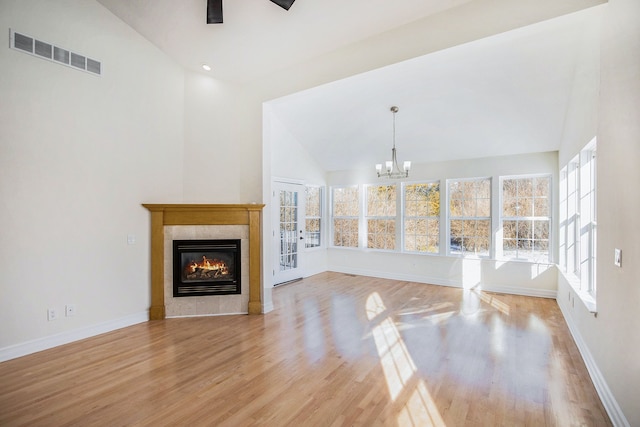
[47,308,58,321]
[65,304,76,317]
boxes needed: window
[448,178,491,256]
[328,171,554,264]
[579,147,597,295]
[564,160,580,275]
[404,182,440,253]
[560,140,597,297]
[501,176,551,262]
[304,186,322,248]
[332,186,359,247]
[366,185,397,250]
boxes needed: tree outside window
[404,182,440,253]
[305,186,322,248]
[366,185,397,250]
[449,178,491,256]
[332,186,359,247]
[502,176,550,262]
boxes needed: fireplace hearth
[173,239,241,297]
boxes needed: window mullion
[360,184,366,248]
[442,180,449,255]
[492,176,500,259]
[398,182,404,252]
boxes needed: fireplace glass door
[173,239,241,297]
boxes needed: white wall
[557,0,640,425]
[267,109,326,184]
[182,72,262,204]
[264,106,328,284]
[556,6,601,166]
[0,0,184,357]
[327,152,559,297]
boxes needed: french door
[272,182,305,285]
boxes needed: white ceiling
[96,0,602,172]
[268,10,600,171]
[96,0,473,82]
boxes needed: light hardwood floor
[0,272,610,426]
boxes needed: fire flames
[185,256,229,279]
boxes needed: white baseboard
[556,297,630,427]
[328,266,557,299]
[304,266,328,279]
[329,266,460,288]
[262,301,275,314]
[480,283,557,299]
[166,312,248,318]
[0,311,148,363]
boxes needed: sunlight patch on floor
[398,381,447,427]
[528,314,549,334]
[474,290,511,316]
[460,289,482,319]
[366,292,446,426]
[397,302,455,317]
[490,314,506,357]
[425,310,456,325]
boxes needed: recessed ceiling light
[202,64,211,71]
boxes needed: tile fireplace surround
[142,204,265,320]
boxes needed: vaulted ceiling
[96,0,604,171]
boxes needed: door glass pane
[279,189,298,271]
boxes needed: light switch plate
[614,248,622,267]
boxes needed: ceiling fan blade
[270,0,295,11]
[207,0,223,24]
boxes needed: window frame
[330,185,360,249]
[304,185,324,250]
[402,181,441,254]
[579,145,597,296]
[364,183,398,251]
[447,177,492,258]
[559,139,597,303]
[499,174,552,263]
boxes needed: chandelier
[376,106,411,179]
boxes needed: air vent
[9,29,102,76]
[34,39,52,59]
[54,46,69,64]
[13,32,33,53]
[70,52,85,69]
[86,58,101,74]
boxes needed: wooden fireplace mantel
[142,204,265,320]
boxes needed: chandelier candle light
[376,106,411,179]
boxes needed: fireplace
[173,239,241,297]
[143,203,264,318]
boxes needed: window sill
[499,257,552,264]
